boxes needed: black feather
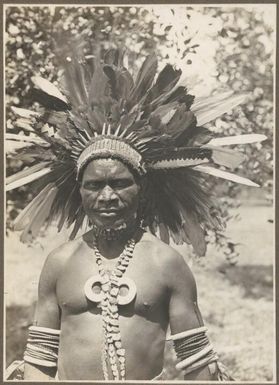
[145,64,182,103]
[128,53,158,107]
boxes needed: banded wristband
[169,326,234,381]
[24,326,60,368]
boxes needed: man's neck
[85,222,141,260]
[97,236,130,260]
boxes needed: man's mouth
[96,209,121,217]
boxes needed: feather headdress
[6,48,266,255]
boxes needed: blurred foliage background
[5,5,275,381]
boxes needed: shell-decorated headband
[76,131,145,179]
[6,48,266,255]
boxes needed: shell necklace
[84,237,137,380]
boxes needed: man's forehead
[82,158,136,179]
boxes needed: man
[6,47,265,381]
[24,157,218,381]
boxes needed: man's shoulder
[141,231,189,269]
[141,232,196,293]
[44,237,85,272]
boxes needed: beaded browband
[76,135,145,179]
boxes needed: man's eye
[84,182,100,190]
[112,180,132,188]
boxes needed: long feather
[194,93,248,125]
[31,76,68,105]
[207,134,267,146]
[6,163,52,191]
[148,82,185,111]
[194,165,259,186]
[129,53,157,105]
[6,162,50,183]
[164,86,194,106]
[153,64,181,93]
[117,69,134,100]
[11,106,39,118]
[147,146,212,161]
[6,140,33,153]
[74,60,90,102]
[20,186,58,242]
[88,55,109,107]
[104,48,118,66]
[169,229,184,245]
[6,133,46,144]
[183,126,213,147]
[150,102,178,121]
[60,67,84,107]
[191,91,234,111]
[158,223,170,244]
[15,118,34,132]
[151,169,221,238]
[145,64,181,103]
[181,209,206,256]
[205,146,246,169]
[69,210,86,240]
[41,111,68,127]
[13,146,56,163]
[13,184,53,230]
[149,158,209,169]
[47,170,76,229]
[103,65,117,99]
[167,108,196,137]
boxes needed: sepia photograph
[4,4,275,382]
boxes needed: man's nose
[98,185,118,204]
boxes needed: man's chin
[92,216,126,230]
[90,216,138,240]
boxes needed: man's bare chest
[56,252,168,320]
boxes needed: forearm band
[24,326,60,367]
[170,326,233,380]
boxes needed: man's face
[80,158,140,230]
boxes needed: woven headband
[76,137,145,179]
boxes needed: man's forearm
[24,363,57,381]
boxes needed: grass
[5,204,274,381]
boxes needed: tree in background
[5,5,274,262]
[147,5,274,262]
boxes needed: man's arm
[24,250,62,380]
[167,251,218,381]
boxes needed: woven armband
[24,326,60,368]
[170,326,233,380]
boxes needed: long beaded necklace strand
[92,237,136,381]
